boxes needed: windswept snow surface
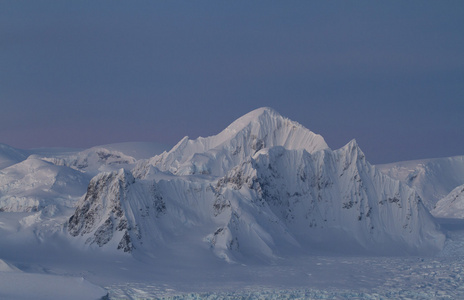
[1,211,463,299]
[0,259,107,300]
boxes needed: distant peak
[249,107,280,116]
[236,107,281,121]
[341,139,361,153]
[346,139,358,148]
[339,139,366,161]
[224,107,286,133]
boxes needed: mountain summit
[135,107,328,177]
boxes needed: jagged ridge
[67,108,445,261]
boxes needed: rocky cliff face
[68,169,137,252]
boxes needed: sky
[1,1,463,164]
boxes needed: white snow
[96,141,172,160]
[69,108,443,261]
[377,155,464,211]
[134,107,328,177]
[0,157,89,212]
[0,261,107,300]
[433,184,464,218]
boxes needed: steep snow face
[134,107,328,178]
[0,143,27,170]
[378,156,464,210]
[215,141,444,256]
[433,184,464,218]
[68,168,299,262]
[0,157,89,212]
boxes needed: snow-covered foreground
[103,216,464,299]
[103,218,464,299]
[0,270,107,300]
[0,214,462,300]
[103,256,464,299]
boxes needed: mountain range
[2,108,463,263]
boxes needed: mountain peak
[344,139,359,151]
[218,107,328,153]
[139,108,329,177]
[338,139,366,162]
[223,107,285,134]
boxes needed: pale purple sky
[1,1,463,164]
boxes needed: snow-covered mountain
[0,157,89,212]
[432,184,464,218]
[216,141,442,256]
[93,141,171,160]
[34,147,137,176]
[377,156,464,211]
[68,107,444,261]
[0,142,170,214]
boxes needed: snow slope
[433,184,464,218]
[0,143,27,170]
[31,142,170,176]
[68,108,444,261]
[377,156,464,210]
[0,157,89,212]
[35,146,137,176]
[95,141,171,160]
[214,142,443,256]
[0,259,107,300]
